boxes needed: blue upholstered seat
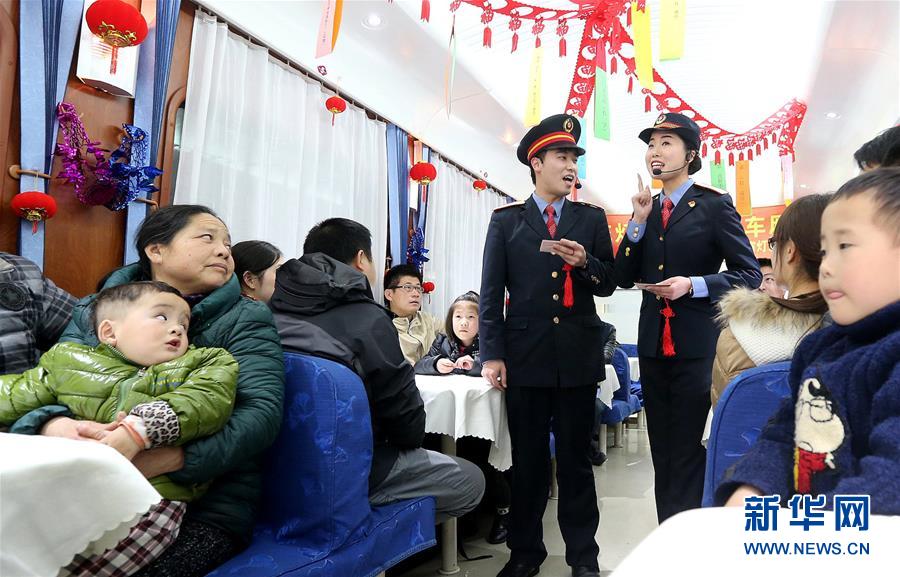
[701,361,791,507]
[209,353,436,577]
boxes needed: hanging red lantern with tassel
[410,161,436,203]
[85,0,148,74]
[410,162,437,185]
[325,95,347,126]
[11,191,57,234]
[473,179,488,191]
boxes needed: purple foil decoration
[55,103,162,211]
[56,102,115,206]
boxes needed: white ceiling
[197,0,898,212]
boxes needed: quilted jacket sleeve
[0,346,62,425]
[150,348,239,445]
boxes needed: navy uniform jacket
[614,183,761,359]
[480,196,617,387]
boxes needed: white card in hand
[539,240,560,253]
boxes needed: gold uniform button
[551,271,559,279]
[656,295,661,301]
[659,236,664,241]
[553,317,560,324]
[658,264,664,271]
[552,294,559,301]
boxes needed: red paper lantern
[86,0,148,47]
[473,179,488,191]
[11,191,57,234]
[325,96,347,126]
[422,281,435,294]
[410,162,437,185]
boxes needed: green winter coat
[9,265,285,543]
[0,342,238,501]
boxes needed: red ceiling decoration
[450,0,807,160]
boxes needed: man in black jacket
[269,218,484,521]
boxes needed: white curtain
[422,157,506,320]
[174,11,389,295]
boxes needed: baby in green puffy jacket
[0,281,238,500]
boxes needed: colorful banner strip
[781,154,794,204]
[631,1,653,90]
[710,160,727,190]
[659,0,685,61]
[735,159,752,217]
[593,69,610,140]
[524,45,544,127]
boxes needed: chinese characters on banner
[606,204,786,258]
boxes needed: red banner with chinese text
[606,204,785,258]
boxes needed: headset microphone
[651,156,694,176]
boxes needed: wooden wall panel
[0,0,195,297]
[0,0,19,254]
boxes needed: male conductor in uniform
[480,114,616,577]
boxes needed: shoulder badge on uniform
[493,201,525,212]
[693,182,728,195]
[572,200,603,210]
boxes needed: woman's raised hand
[632,174,653,224]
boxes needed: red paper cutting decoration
[756,143,762,155]
[609,56,617,75]
[627,76,633,94]
[748,149,753,161]
[556,19,568,58]
[739,151,745,162]
[644,95,651,113]
[728,152,735,166]
[325,95,347,126]
[85,0,148,74]
[532,19,544,49]
[482,6,493,48]
[510,16,521,53]
[473,179,488,191]
[715,150,722,165]
[701,143,708,158]
[11,191,57,234]
[420,0,430,22]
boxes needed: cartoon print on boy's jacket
[794,377,846,493]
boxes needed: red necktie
[545,204,574,308]
[662,197,674,229]
[545,205,557,238]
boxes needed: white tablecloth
[415,374,512,471]
[628,357,640,381]
[613,507,900,577]
[599,364,621,408]
[0,433,162,577]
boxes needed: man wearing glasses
[384,264,441,365]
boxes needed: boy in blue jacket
[717,168,900,513]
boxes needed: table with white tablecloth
[599,364,621,408]
[0,433,162,577]
[613,507,900,577]
[629,357,640,381]
[415,374,511,472]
